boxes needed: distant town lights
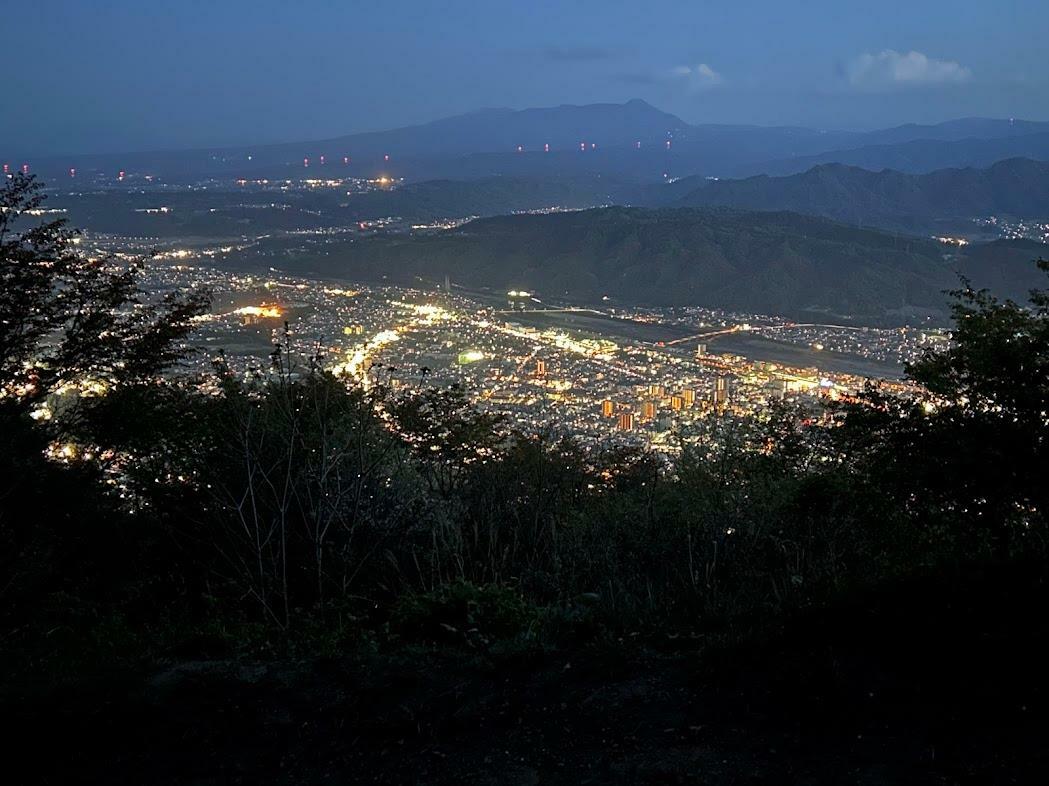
[233,305,283,319]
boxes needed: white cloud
[848,50,972,88]
[671,63,724,89]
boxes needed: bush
[389,582,537,649]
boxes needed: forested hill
[341,175,635,220]
[272,206,1042,324]
[754,133,1049,177]
[673,158,1049,233]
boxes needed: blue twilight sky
[4,0,1047,155]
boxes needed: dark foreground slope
[7,564,1048,785]
[275,206,1041,323]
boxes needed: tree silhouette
[0,173,210,414]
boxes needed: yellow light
[233,305,283,319]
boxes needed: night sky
[5,0,1048,154]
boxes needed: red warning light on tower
[69,167,76,178]
[118,170,125,181]
[22,164,29,174]
[303,157,309,167]
[2,164,8,174]
[543,143,550,153]
[319,155,326,165]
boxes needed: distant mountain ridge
[853,118,1049,146]
[26,100,688,179]
[671,158,1049,232]
[260,206,1045,325]
[25,100,1049,182]
[311,99,688,157]
[757,133,1049,176]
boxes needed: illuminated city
[5,2,1049,782]
[135,258,935,460]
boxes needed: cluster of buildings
[973,216,1049,244]
[136,263,911,457]
[601,374,730,434]
[617,304,941,368]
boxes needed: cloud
[671,63,724,90]
[848,50,972,88]
[611,62,724,89]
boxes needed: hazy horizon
[10,99,1049,160]
[5,0,1048,156]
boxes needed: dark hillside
[675,158,1049,232]
[269,206,1037,323]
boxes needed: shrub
[389,582,536,649]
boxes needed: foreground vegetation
[3,174,1049,780]
[3,172,1049,661]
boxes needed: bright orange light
[234,304,283,319]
